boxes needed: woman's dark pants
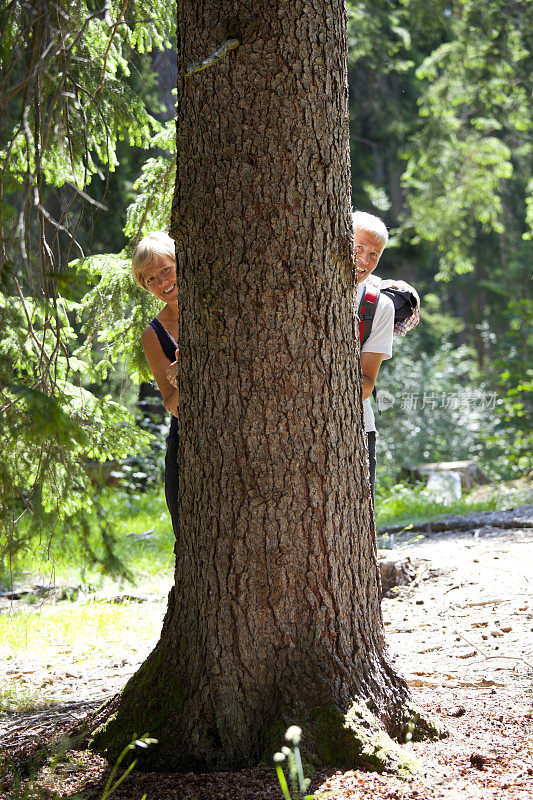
[164,434,179,539]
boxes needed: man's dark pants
[367,431,376,509]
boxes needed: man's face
[353,229,385,284]
[143,256,178,302]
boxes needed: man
[352,210,395,507]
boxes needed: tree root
[398,700,449,743]
[84,694,448,775]
[80,652,447,776]
[307,699,448,777]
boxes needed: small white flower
[284,725,302,744]
[273,752,286,763]
[281,746,291,756]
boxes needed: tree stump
[378,557,416,598]
[401,460,489,492]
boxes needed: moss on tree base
[89,688,447,775]
[310,702,422,777]
[90,647,184,766]
[263,698,448,779]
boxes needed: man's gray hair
[352,211,389,248]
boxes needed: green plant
[0,0,174,597]
[376,335,494,478]
[0,685,63,716]
[0,735,156,800]
[1,485,173,591]
[273,726,315,800]
[100,735,157,800]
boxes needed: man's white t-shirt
[356,279,395,433]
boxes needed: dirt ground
[1,506,532,799]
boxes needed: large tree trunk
[91,0,441,771]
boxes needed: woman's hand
[166,348,179,388]
[142,334,179,418]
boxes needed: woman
[132,231,179,536]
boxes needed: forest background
[0,0,531,586]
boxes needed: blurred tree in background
[1,0,531,583]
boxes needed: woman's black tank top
[149,318,178,439]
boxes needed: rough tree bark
[91,0,442,772]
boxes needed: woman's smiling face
[143,256,178,302]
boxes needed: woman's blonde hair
[132,231,176,288]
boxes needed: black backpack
[358,284,418,346]
[357,282,419,411]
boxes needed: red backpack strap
[358,284,380,345]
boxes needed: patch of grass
[1,488,174,594]
[0,685,64,716]
[0,600,164,663]
[0,601,165,714]
[105,488,175,588]
[375,478,531,531]
[0,600,165,714]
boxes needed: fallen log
[376,505,533,537]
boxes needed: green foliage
[376,323,527,486]
[0,2,170,228]
[123,119,176,240]
[487,298,533,477]
[402,0,532,278]
[0,292,150,538]
[347,0,532,463]
[376,332,496,472]
[1,486,173,592]
[347,0,416,73]
[0,0,174,578]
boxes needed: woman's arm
[142,327,179,417]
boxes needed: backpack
[358,282,419,346]
[357,280,420,412]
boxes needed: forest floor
[1,505,532,800]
